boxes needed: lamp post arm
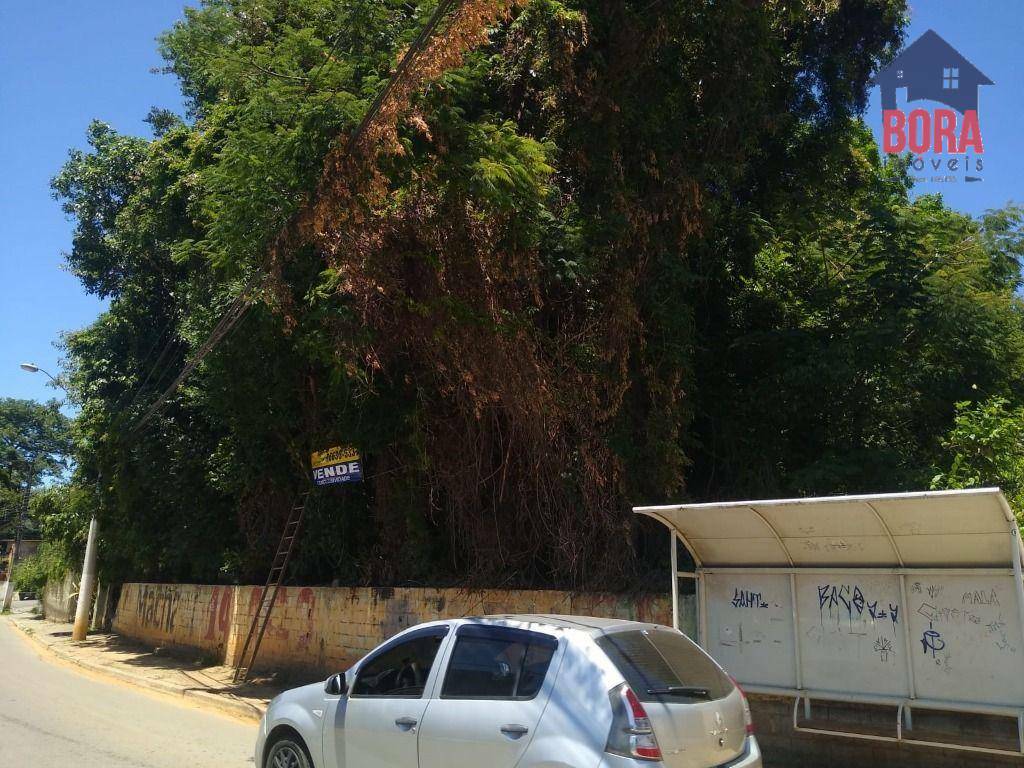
[38,368,67,393]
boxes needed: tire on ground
[264,735,312,768]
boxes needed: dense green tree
[5,484,97,589]
[49,0,1024,590]
[932,397,1024,521]
[0,399,72,539]
[687,143,1024,498]
[0,399,71,489]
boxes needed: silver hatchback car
[256,615,762,768]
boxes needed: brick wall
[114,582,674,674]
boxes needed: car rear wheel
[265,737,311,768]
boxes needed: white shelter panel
[635,488,1019,568]
[795,574,909,697]
[766,500,899,566]
[905,574,1024,706]
[704,574,796,688]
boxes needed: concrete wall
[110,582,1016,766]
[114,583,236,659]
[225,585,675,675]
[114,583,673,674]
[42,572,78,622]
[750,694,1024,768]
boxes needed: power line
[125,0,469,438]
[122,313,183,413]
[348,0,460,150]
[122,20,356,438]
[129,280,258,435]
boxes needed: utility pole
[1,470,33,611]
[72,515,99,640]
[17,362,101,637]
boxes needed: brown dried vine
[258,0,704,587]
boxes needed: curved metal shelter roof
[634,488,1022,569]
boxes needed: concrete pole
[91,580,105,631]
[0,546,15,611]
[2,480,32,611]
[72,516,99,641]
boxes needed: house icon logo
[872,30,992,178]
[874,30,993,113]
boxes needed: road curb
[5,615,266,723]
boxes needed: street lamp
[20,362,61,386]
[15,363,99,642]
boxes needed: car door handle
[500,724,529,738]
[395,716,418,731]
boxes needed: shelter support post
[897,573,917,721]
[1013,524,1024,667]
[994,493,1024,662]
[698,572,708,648]
[789,573,803,692]
[670,530,679,631]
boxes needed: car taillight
[605,683,663,761]
[729,675,755,735]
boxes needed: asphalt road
[0,603,257,768]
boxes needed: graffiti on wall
[204,586,234,645]
[246,585,316,652]
[134,584,191,635]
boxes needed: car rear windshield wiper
[646,686,711,699]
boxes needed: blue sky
[865,1,1024,216]
[0,0,1021,409]
[0,1,188,408]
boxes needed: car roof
[471,614,665,636]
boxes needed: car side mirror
[325,673,347,696]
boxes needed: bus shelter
[634,488,1024,757]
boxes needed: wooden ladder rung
[232,490,311,683]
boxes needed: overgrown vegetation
[11,541,75,595]
[42,0,1024,589]
[932,397,1024,521]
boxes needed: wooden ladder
[232,491,309,683]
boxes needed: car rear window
[441,624,558,700]
[596,628,733,703]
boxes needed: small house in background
[873,29,993,112]
[0,538,40,581]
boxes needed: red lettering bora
[882,109,984,154]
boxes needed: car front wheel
[265,737,311,768]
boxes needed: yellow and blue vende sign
[311,445,363,485]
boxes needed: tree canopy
[0,398,71,489]
[49,0,1024,589]
[0,398,72,537]
[932,397,1024,521]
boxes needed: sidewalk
[5,607,287,722]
